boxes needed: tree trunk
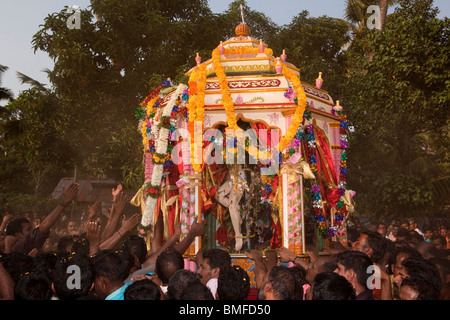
[379,0,389,31]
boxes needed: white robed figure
[217,166,249,251]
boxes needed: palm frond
[0,65,8,74]
[344,0,367,24]
[16,72,46,90]
[0,87,14,101]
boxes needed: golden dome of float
[235,22,250,37]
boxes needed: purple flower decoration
[311,185,320,194]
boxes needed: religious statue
[217,165,250,251]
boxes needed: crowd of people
[0,182,448,301]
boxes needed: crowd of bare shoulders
[0,182,448,301]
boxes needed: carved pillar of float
[281,111,305,255]
[178,120,198,259]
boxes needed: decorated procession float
[132,13,355,283]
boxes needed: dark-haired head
[259,265,303,300]
[312,272,356,300]
[91,250,132,299]
[52,253,94,300]
[180,281,214,300]
[336,250,373,290]
[167,269,201,300]
[14,270,52,300]
[400,257,442,299]
[155,248,185,285]
[217,266,250,300]
[124,279,161,300]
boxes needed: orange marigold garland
[210,45,308,161]
[192,63,207,172]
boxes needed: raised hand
[277,246,297,263]
[306,250,319,263]
[88,201,101,220]
[86,222,102,245]
[1,213,13,225]
[120,213,140,233]
[86,222,102,256]
[189,220,205,237]
[112,184,123,203]
[113,191,129,215]
[61,183,79,206]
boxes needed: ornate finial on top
[333,100,343,113]
[235,4,250,37]
[258,39,264,53]
[281,49,287,62]
[240,4,245,24]
[316,72,323,89]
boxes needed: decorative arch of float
[132,20,355,265]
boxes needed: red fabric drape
[312,127,341,216]
[167,165,180,236]
[314,127,338,187]
[270,219,282,249]
[250,123,281,148]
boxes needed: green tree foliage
[0,85,71,210]
[343,0,450,217]
[274,11,352,98]
[29,0,222,189]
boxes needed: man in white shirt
[196,249,231,299]
[409,219,425,239]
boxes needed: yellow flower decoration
[191,63,207,173]
[187,45,308,169]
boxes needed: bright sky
[0,0,449,102]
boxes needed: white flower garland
[141,84,187,227]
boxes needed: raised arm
[244,249,267,289]
[173,220,205,255]
[39,183,79,234]
[142,224,181,267]
[80,201,101,234]
[99,213,140,250]
[86,222,102,257]
[101,187,128,241]
[379,264,393,300]
[278,246,311,270]
[0,213,13,232]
